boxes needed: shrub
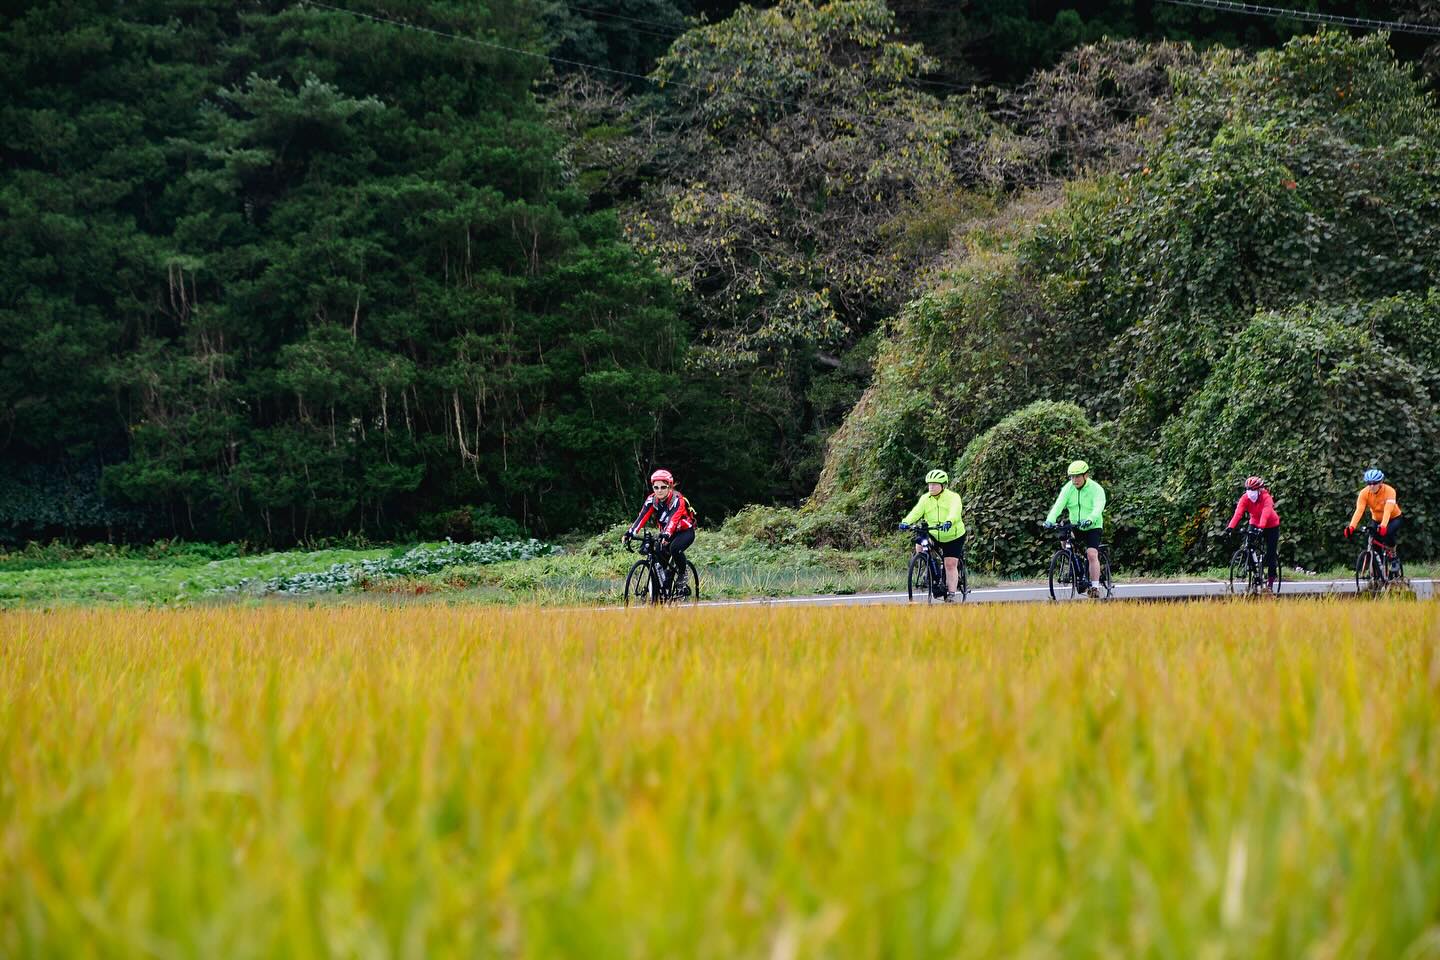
[954,400,1112,574]
[814,32,1440,568]
[223,539,561,596]
[418,507,526,543]
[715,506,800,547]
[1159,297,1440,570]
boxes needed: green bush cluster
[954,402,1111,574]
[0,461,153,545]
[814,32,1440,573]
[224,539,561,596]
[1159,295,1440,570]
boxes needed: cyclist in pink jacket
[1226,476,1281,593]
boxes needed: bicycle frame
[1047,520,1113,600]
[1229,523,1279,597]
[909,523,946,599]
[904,520,967,602]
[1355,521,1401,594]
[624,531,696,605]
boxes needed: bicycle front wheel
[1228,549,1251,597]
[956,558,969,601]
[1048,550,1075,601]
[1354,550,1378,597]
[624,560,660,607]
[907,554,930,603]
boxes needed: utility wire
[1156,0,1440,37]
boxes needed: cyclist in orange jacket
[1344,468,1403,548]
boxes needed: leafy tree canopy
[0,0,687,543]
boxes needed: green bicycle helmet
[1067,460,1089,476]
[924,469,949,485]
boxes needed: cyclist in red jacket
[1226,476,1281,593]
[624,468,696,578]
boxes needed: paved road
[691,578,1436,608]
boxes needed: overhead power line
[1157,0,1440,37]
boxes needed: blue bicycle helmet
[1363,468,1384,484]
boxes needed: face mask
[1246,490,1260,502]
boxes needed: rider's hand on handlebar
[898,522,910,531]
[939,521,952,531]
[1042,520,1055,529]
[1379,524,1389,537]
[1078,519,1092,530]
[1343,524,1355,539]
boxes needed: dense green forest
[3,0,1439,571]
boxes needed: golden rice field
[3,601,1439,958]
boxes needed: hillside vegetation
[4,2,1440,576]
[809,31,1440,573]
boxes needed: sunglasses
[652,483,671,490]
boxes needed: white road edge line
[686,579,1435,607]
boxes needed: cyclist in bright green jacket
[1044,460,1106,598]
[899,468,966,601]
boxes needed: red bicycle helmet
[1244,476,1264,490]
[650,468,675,485]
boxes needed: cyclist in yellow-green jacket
[899,469,966,601]
[1044,460,1106,598]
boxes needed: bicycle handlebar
[900,520,952,533]
[624,531,659,554]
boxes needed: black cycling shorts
[935,535,966,560]
[1077,528,1102,551]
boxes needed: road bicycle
[1046,519,1113,601]
[623,531,700,607]
[1353,519,1405,596]
[900,520,968,603]
[1227,522,1283,597]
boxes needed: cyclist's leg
[668,528,695,564]
[941,536,964,595]
[1263,526,1280,586]
[667,529,695,589]
[1380,517,1403,576]
[1082,529,1102,587]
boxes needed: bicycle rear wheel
[956,558,969,601]
[662,560,700,604]
[1048,550,1075,601]
[1098,546,1114,599]
[683,560,700,602]
[907,554,931,603]
[624,560,660,606]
